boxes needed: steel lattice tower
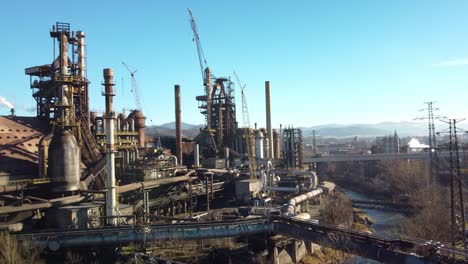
[416,102,440,184]
[441,118,467,249]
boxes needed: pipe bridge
[15,217,467,263]
[351,199,419,213]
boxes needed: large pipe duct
[76,31,86,78]
[175,85,182,165]
[194,144,200,167]
[265,81,274,159]
[0,195,85,215]
[285,187,323,215]
[59,30,69,125]
[103,68,117,226]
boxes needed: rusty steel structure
[188,10,238,157]
[282,127,304,169]
[25,22,102,168]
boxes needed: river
[341,189,410,263]
[344,189,408,235]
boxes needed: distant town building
[372,130,401,154]
[407,138,429,153]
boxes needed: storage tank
[118,113,126,131]
[255,130,264,159]
[133,110,146,148]
[47,129,81,192]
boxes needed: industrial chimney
[103,68,117,226]
[265,81,274,159]
[175,85,182,166]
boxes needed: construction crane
[122,62,142,111]
[188,8,209,85]
[234,71,256,179]
[188,9,213,129]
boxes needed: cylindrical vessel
[133,110,146,148]
[265,81,274,159]
[48,130,80,192]
[255,130,264,159]
[194,144,200,167]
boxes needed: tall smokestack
[265,81,274,159]
[175,85,182,166]
[76,31,86,78]
[59,30,70,127]
[103,68,117,226]
[76,31,89,127]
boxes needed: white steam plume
[0,96,14,109]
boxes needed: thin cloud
[433,58,468,67]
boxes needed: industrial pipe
[117,170,195,194]
[0,223,23,232]
[0,195,85,215]
[175,85,182,166]
[194,144,200,167]
[166,155,178,167]
[17,219,270,251]
[103,68,117,226]
[285,187,323,215]
[38,133,53,178]
[76,31,86,79]
[266,186,299,193]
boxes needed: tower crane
[188,8,213,129]
[234,71,256,179]
[187,8,209,85]
[122,62,142,111]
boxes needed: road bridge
[15,217,467,263]
[304,151,451,163]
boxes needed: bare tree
[375,160,429,201]
[401,185,451,243]
[320,193,354,227]
[0,231,44,264]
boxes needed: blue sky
[1,1,468,128]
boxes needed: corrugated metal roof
[0,116,49,181]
